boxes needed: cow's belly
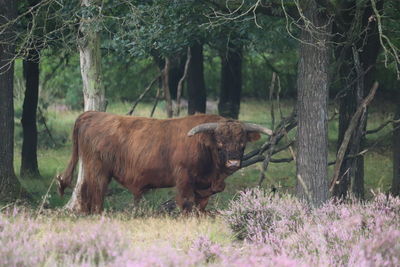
[113,167,176,190]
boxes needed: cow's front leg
[195,195,210,212]
[176,178,195,213]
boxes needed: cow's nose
[226,159,241,168]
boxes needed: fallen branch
[127,73,160,115]
[241,110,297,169]
[330,81,379,191]
[242,154,294,168]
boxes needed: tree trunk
[66,0,106,212]
[333,0,382,199]
[79,30,106,111]
[169,57,185,100]
[218,43,242,119]
[153,55,185,100]
[296,1,330,207]
[352,0,382,199]
[187,43,206,115]
[393,90,400,196]
[0,0,22,201]
[21,48,41,178]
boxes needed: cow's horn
[187,123,219,136]
[243,123,273,135]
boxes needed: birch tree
[65,0,106,211]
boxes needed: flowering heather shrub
[223,189,309,241]
[44,218,130,265]
[223,188,400,266]
[189,236,223,263]
[0,207,45,267]
[349,226,400,266]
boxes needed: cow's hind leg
[80,166,110,214]
[124,185,145,206]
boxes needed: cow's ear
[247,132,261,142]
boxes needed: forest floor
[1,99,397,266]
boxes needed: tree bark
[65,0,106,212]
[393,89,400,196]
[296,0,330,207]
[187,43,206,115]
[79,28,106,111]
[218,43,242,119]
[21,48,41,178]
[0,0,22,201]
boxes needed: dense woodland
[0,0,400,208]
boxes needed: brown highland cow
[58,112,272,213]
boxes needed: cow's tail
[57,119,80,196]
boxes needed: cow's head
[188,120,272,171]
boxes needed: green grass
[11,99,395,210]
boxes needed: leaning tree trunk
[21,48,41,178]
[187,43,206,115]
[393,90,400,196]
[65,0,106,212]
[296,0,331,207]
[218,43,242,119]
[0,0,22,201]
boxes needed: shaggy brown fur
[58,112,261,213]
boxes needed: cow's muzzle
[226,159,241,169]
